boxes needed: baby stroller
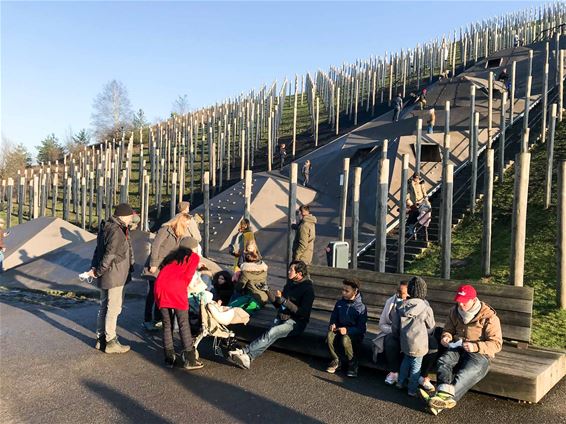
[190,292,248,359]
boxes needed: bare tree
[91,79,133,141]
[172,94,190,116]
[0,137,32,179]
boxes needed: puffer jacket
[329,293,368,337]
[292,214,317,264]
[235,260,269,305]
[392,298,435,357]
[407,179,428,206]
[441,301,502,358]
[91,216,134,289]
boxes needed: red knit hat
[454,284,477,303]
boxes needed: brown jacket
[441,301,503,358]
[293,214,317,264]
[407,179,428,207]
[186,215,202,242]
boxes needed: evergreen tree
[36,133,64,164]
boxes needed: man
[292,205,317,265]
[420,284,502,415]
[229,261,315,369]
[177,201,202,243]
[87,203,135,354]
[279,143,287,170]
[392,93,403,122]
[407,173,428,207]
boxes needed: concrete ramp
[3,217,96,270]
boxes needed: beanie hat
[114,203,134,217]
[177,201,190,213]
[408,276,427,299]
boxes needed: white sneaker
[384,372,398,385]
[231,351,251,370]
[419,376,435,392]
[229,348,244,357]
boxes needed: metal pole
[287,163,298,265]
[545,104,558,209]
[339,158,350,241]
[499,91,508,183]
[351,167,362,269]
[481,149,495,276]
[471,113,479,213]
[440,163,454,279]
[558,160,566,309]
[397,155,409,273]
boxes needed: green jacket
[235,260,269,305]
[293,214,317,264]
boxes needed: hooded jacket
[235,260,269,305]
[329,293,368,337]
[292,214,317,264]
[441,301,503,358]
[392,298,435,357]
[91,216,134,289]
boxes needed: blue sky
[1,1,534,158]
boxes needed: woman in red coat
[154,238,203,370]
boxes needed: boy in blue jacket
[326,278,368,377]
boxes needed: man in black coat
[228,261,315,369]
[87,203,135,353]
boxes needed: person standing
[142,212,193,331]
[392,93,403,122]
[154,238,204,370]
[279,143,287,170]
[228,218,256,270]
[417,89,427,110]
[87,203,135,354]
[427,108,436,134]
[407,173,428,207]
[302,160,312,187]
[228,261,315,369]
[292,205,317,265]
[421,285,502,415]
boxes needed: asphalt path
[1,294,564,424]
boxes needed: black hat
[408,276,427,299]
[114,203,134,217]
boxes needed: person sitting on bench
[228,261,315,370]
[420,284,502,415]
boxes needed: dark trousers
[327,331,362,363]
[392,108,401,122]
[383,333,437,376]
[160,308,194,354]
[144,280,161,323]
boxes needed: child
[326,278,368,378]
[229,251,269,314]
[418,198,432,242]
[154,238,204,370]
[212,270,235,305]
[392,277,435,396]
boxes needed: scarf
[458,299,481,324]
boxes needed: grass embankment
[406,122,566,350]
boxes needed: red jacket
[154,253,199,310]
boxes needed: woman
[229,219,256,270]
[212,270,235,305]
[143,213,192,331]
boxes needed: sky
[1,0,537,158]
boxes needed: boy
[326,278,368,377]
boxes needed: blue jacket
[329,293,368,337]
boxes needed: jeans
[327,331,362,363]
[392,108,401,122]
[427,125,434,134]
[383,333,437,376]
[246,319,304,360]
[160,308,194,353]
[398,355,423,393]
[144,280,161,323]
[96,285,126,342]
[436,349,490,400]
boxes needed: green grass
[406,122,566,350]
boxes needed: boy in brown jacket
[421,284,502,415]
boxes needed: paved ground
[1,292,564,424]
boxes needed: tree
[91,79,133,141]
[36,133,64,164]
[66,128,90,156]
[133,108,149,129]
[172,94,190,116]
[0,138,32,179]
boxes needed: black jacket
[91,216,134,289]
[269,277,315,326]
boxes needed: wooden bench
[233,265,566,403]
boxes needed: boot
[94,336,106,352]
[104,338,130,354]
[182,349,204,370]
[164,349,176,368]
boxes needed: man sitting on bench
[421,284,502,415]
[228,261,315,370]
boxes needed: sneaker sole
[418,388,431,402]
[427,406,441,416]
[429,397,457,409]
[183,364,205,370]
[326,369,338,374]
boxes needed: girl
[212,270,234,305]
[230,251,269,314]
[392,277,435,396]
[154,238,204,370]
[229,219,256,270]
